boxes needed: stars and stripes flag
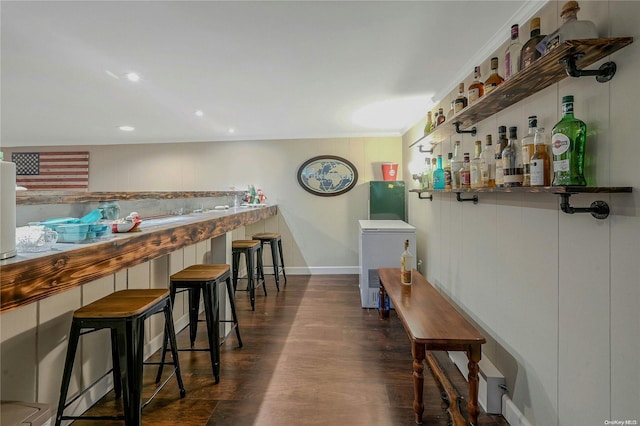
[12,151,90,190]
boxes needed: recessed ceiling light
[126,72,140,82]
[195,110,204,117]
[119,126,135,132]
[228,128,235,134]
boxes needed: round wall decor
[296,155,358,196]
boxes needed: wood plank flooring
[76,275,509,425]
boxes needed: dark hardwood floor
[76,274,508,425]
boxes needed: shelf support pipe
[559,53,617,83]
[418,144,434,154]
[453,122,477,136]
[456,192,478,204]
[558,193,610,219]
[418,192,433,201]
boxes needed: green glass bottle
[433,155,445,190]
[552,95,587,186]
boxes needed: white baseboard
[502,394,532,426]
[261,266,359,275]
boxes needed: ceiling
[1,1,538,148]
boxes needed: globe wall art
[296,155,358,196]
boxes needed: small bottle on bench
[400,240,413,285]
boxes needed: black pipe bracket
[453,122,477,136]
[559,193,610,219]
[559,53,617,83]
[456,192,478,204]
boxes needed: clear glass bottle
[520,17,545,70]
[552,95,587,186]
[450,141,463,190]
[454,82,468,113]
[468,66,485,104]
[446,100,456,121]
[429,157,437,188]
[433,110,439,128]
[424,111,433,135]
[537,1,598,55]
[521,115,538,187]
[504,24,523,80]
[470,140,485,189]
[444,152,453,190]
[495,126,508,187]
[502,126,523,187]
[530,127,551,186]
[460,153,471,189]
[421,157,432,189]
[479,134,495,188]
[437,107,446,126]
[484,57,505,94]
[400,239,413,285]
[433,154,446,190]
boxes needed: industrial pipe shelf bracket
[418,144,434,154]
[558,193,610,219]
[456,192,478,204]
[453,122,477,136]
[418,192,433,201]
[559,53,617,83]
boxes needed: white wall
[5,136,402,274]
[403,1,639,425]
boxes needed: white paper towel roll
[1,161,17,259]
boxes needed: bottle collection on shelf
[423,1,597,136]
[419,95,586,190]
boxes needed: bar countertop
[0,204,277,313]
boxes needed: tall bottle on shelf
[454,83,468,113]
[470,140,485,189]
[520,17,545,70]
[502,126,523,187]
[421,157,432,189]
[479,135,495,188]
[521,115,538,187]
[400,240,413,285]
[429,157,437,188]
[495,126,508,187]
[530,127,551,186]
[433,155,446,190]
[444,152,453,190]
[446,100,456,121]
[468,66,485,104]
[437,107,446,126]
[460,153,471,189]
[424,111,433,135]
[484,57,505,94]
[450,141,463,189]
[537,1,598,55]
[552,95,587,186]
[504,24,523,80]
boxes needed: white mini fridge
[358,220,416,308]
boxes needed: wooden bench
[377,268,486,425]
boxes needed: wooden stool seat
[56,289,185,426]
[232,240,265,311]
[251,232,287,290]
[157,263,241,385]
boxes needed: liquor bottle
[530,127,551,186]
[520,17,545,70]
[484,57,504,94]
[502,126,523,187]
[460,153,471,189]
[521,115,538,187]
[537,1,598,55]
[479,134,495,187]
[429,157,437,188]
[468,66,485,104]
[444,152,453,190]
[552,95,587,186]
[437,107,446,126]
[433,155,446,190]
[424,111,433,135]
[454,83,468,113]
[446,100,455,121]
[470,140,485,189]
[433,110,439,128]
[504,24,523,80]
[421,157,431,189]
[450,141,463,190]
[495,126,508,187]
[400,240,413,285]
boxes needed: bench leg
[466,344,482,426]
[411,342,425,425]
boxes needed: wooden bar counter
[1,205,277,313]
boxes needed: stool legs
[277,238,287,284]
[188,288,201,347]
[267,241,281,291]
[202,281,221,383]
[55,324,81,426]
[225,275,243,348]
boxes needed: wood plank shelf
[409,186,632,219]
[410,37,634,148]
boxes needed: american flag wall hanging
[12,151,90,190]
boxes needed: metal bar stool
[155,264,242,385]
[55,289,185,426]
[232,240,266,311]
[252,232,287,291]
